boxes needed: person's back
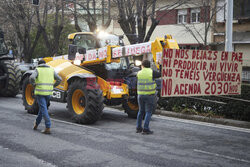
[34,64,54,96]
[30,59,62,134]
[136,60,158,135]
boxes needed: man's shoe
[136,127,143,133]
[142,129,153,135]
[33,121,38,130]
[42,128,51,134]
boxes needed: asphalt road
[0,95,250,167]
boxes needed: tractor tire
[22,77,39,114]
[123,95,157,119]
[123,99,139,118]
[67,79,104,124]
[0,60,21,97]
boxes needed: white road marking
[194,149,250,163]
[155,115,250,133]
[50,118,101,131]
[105,107,250,134]
[30,114,100,131]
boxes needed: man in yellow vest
[30,60,61,134]
[136,60,161,134]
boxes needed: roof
[68,32,95,40]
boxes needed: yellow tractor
[21,31,179,124]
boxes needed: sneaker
[142,129,153,135]
[136,127,143,133]
[33,121,38,130]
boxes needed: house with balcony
[211,0,250,81]
[152,0,212,50]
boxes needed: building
[110,0,212,49]
[212,0,250,65]
[153,0,212,50]
[211,0,250,81]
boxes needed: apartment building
[152,0,212,50]
[212,0,250,67]
[110,0,212,49]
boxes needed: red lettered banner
[161,49,243,97]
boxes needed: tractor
[21,31,179,124]
[0,29,21,97]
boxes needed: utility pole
[225,0,233,51]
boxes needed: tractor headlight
[135,60,142,66]
[73,59,81,66]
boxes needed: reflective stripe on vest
[137,68,156,95]
[35,67,54,95]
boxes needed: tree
[113,0,189,44]
[180,0,225,49]
[0,0,42,63]
[32,15,76,58]
[35,0,66,57]
[66,0,112,32]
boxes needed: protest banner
[85,49,97,61]
[111,42,152,58]
[161,49,243,97]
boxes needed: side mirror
[68,44,77,60]
[78,47,86,54]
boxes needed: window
[191,8,200,23]
[178,9,187,24]
[216,0,226,22]
[234,0,250,19]
[74,34,99,50]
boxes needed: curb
[155,109,250,129]
[108,105,250,129]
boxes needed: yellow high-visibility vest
[35,67,54,95]
[137,68,156,95]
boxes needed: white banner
[112,42,152,58]
[125,42,151,56]
[161,49,243,97]
[85,49,97,61]
[98,47,107,60]
[112,47,123,58]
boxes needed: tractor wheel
[67,79,104,124]
[22,77,39,114]
[123,99,139,118]
[0,60,21,97]
[123,95,157,118]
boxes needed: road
[0,95,250,167]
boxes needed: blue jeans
[136,95,155,130]
[36,95,51,128]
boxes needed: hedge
[158,83,250,121]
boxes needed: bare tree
[181,0,225,49]
[0,0,42,63]
[36,0,65,57]
[65,0,112,32]
[113,0,189,44]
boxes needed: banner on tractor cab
[161,49,243,97]
[112,42,151,58]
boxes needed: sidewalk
[154,109,250,129]
[109,105,250,129]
